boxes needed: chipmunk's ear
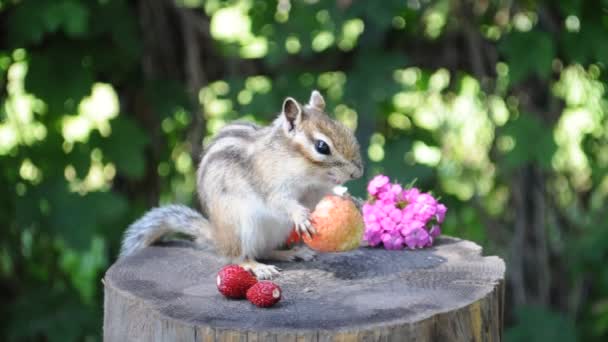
[282,97,302,132]
[308,90,325,111]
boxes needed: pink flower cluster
[362,175,447,250]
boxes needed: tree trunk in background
[510,166,551,307]
[121,0,212,207]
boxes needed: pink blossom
[380,201,394,214]
[388,208,403,222]
[390,183,403,197]
[404,227,430,249]
[436,204,447,223]
[367,175,390,196]
[362,175,447,250]
[401,207,415,221]
[416,203,437,222]
[429,225,441,238]
[378,189,396,202]
[381,232,404,250]
[417,193,437,206]
[364,212,378,224]
[380,217,396,231]
[368,222,381,230]
[402,188,420,203]
[425,225,442,247]
[364,223,383,246]
[362,203,374,216]
[400,220,425,236]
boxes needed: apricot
[302,195,364,252]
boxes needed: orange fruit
[302,195,364,252]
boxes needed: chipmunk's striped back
[196,121,263,216]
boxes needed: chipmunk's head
[278,90,363,185]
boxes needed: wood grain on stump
[103,237,505,341]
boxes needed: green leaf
[7,0,89,46]
[47,186,96,248]
[87,191,129,226]
[57,1,89,37]
[346,51,405,103]
[97,116,149,179]
[90,0,141,61]
[24,178,128,249]
[41,0,89,37]
[499,30,555,84]
[69,144,93,178]
[144,80,191,119]
[59,236,107,303]
[501,113,557,170]
[25,49,94,113]
[557,0,582,16]
[7,286,100,342]
[7,1,50,46]
[506,305,577,342]
[348,0,407,33]
[561,15,608,65]
[561,32,590,64]
[42,0,89,37]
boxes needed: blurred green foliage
[1,0,607,341]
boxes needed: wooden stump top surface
[104,237,504,333]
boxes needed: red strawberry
[246,281,282,307]
[216,265,258,299]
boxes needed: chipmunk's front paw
[268,246,317,262]
[292,206,316,239]
[252,264,281,280]
[291,246,316,261]
[240,261,281,280]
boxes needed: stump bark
[103,237,505,341]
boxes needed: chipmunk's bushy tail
[119,204,211,258]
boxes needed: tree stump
[103,237,505,341]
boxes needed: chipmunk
[119,90,363,279]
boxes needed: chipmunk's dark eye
[314,139,331,155]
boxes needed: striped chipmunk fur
[119,90,363,279]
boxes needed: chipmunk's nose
[350,165,364,179]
